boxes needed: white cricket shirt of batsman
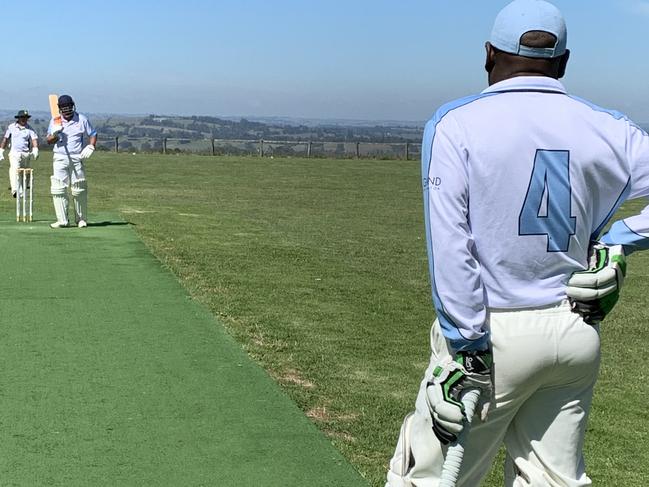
[423,76,649,352]
[48,113,96,156]
[4,122,37,153]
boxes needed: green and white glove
[567,242,626,324]
[425,349,492,445]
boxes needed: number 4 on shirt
[519,149,576,252]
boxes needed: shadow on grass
[0,220,133,227]
[88,221,132,227]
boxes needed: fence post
[115,136,119,153]
[307,141,312,158]
[405,142,409,161]
[211,138,216,156]
[356,141,360,159]
[162,137,167,154]
[259,139,264,157]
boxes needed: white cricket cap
[490,0,567,59]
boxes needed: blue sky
[2,0,649,122]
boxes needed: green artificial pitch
[0,216,367,486]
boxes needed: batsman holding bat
[46,94,97,228]
[386,1,649,485]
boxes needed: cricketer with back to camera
[386,1,648,486]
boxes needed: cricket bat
[49,94,62,130]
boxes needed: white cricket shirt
[423,76,649,352]
[4,122,37,153]
[48,112,96,156]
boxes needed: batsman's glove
[0,151,4,161]
[567,242,626,325]
[425,349,492,445]
[31,147,39,160]
[50,125,63,138]
[80,145,95,160]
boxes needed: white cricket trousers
[386,301,600,487]
[52,153,85,184]
[9,151,32,193]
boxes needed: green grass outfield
[4,152,648,486]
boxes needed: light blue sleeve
[422,98,491,353]
[84,116,97,137]
[600,123,649,254]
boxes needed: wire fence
[95,136,422,160]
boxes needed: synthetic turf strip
[0,217,367,486]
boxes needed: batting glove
[0,150,4,161]
[80,145,95,160]
[31,147,39,160]
[567,243,626,325]
[50,125,63,137]
[425,349,492,445]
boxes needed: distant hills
[97,114,424,143]
[0,110,424,143]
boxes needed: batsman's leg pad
[51,176,69,224]
[71,179,88,222]
[386,412,416,487]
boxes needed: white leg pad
[8,152,20,193]
[51,176,69,225]
[71,179,88,223]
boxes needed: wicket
[16,168,34,222]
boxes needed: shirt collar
[62,113,79,124]
[481,76,567,94]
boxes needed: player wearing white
[0,110,39,198]
[46,95,97,228]
[386,1,649,486]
